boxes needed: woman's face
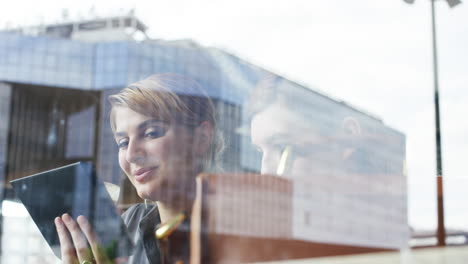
[113,107,197,202]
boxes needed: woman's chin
[134,181,194,206]
[136,188,159,202]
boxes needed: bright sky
[1,0,467,231]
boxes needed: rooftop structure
[2,14,148,42]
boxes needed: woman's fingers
[56,214,116,264]
[61,214,94,263]
[54,217,77,264]
[77,215,110,264]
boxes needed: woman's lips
[134,167,157,183]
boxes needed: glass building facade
[0,18,407,263]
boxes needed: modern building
[0,14,408,263]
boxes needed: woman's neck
[157,201,180,223]
[155,181,197,223]
[156,201,193,224]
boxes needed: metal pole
[430,0,446,247]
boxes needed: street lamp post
[403,0,461,247]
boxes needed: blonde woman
[55,73,223,264]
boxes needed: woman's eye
[117,140,128,149]
[144,127,167,139]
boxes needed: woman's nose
[126,139,145,164]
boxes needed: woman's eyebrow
[137,119,167,130]
[114,131,126,138]
[114,119,167,138]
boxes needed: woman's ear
[194,121,214,155]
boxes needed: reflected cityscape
[0,10,466,264]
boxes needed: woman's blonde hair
[109,73,224,172]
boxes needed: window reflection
[0,11,416,264]
[5,85,98,182]
[248,76,408,250]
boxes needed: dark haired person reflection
[54,73,223,264]
[248,76,407,249]
[249,76,363,179]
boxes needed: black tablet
[10,162,134,259]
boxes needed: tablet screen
[10,162,133,259]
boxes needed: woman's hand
[54,214,113,264]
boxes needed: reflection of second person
[249,76,360,179]
[55,73,223,264]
